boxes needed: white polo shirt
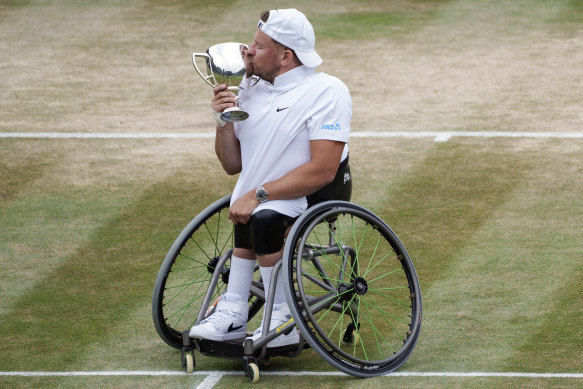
[232,65,352,217]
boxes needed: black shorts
[307,155,352,208]
[235,157,352,255]
[234,210,296,256]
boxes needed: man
[190,8,352,348]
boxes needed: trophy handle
[192,52,217,87]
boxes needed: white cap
[257,9,323,68]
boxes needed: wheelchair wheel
[282,201,422,377]
[152,195,263,349]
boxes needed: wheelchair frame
[152,194,422,382]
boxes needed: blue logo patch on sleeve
[320,123,342,131]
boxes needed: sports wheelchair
[152,195,422,382]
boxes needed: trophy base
[221,107,249,122]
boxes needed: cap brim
[296,50,323,68]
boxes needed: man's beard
[252,62,281,84]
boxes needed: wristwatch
[255,185,269,203]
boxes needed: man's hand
[211,84,237,114]
[229,189,258,224]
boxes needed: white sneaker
[248,303,299,348]
[189,293,247,341]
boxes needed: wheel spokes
[295,207,419,368]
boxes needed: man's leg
[256,249,287,309]
[188,233,256,341]
[249,210,299,347]
[227,248,257,304]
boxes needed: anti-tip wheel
[261,356,271,366]
[248,362,260,383]
[341,327,360,346]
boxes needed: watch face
[256,187,268,202]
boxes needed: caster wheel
[341,327,360,346]
[185,353,194,374]
[248,362,260,383]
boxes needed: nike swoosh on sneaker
[228,323,244,332]
[276,107,290,112]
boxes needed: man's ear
[280,49,294,66]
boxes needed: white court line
[3,370,582,389]
[0,132,215,139]
[2,370,582,378]
[351,131,583,142]
[194,372,224,389]
[1,131,583,142]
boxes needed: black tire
[282,201,422,377]
[152,195,263,349]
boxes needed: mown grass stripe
[376,140,535,288]
[0,172,227,371]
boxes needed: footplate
[198,339,245,360]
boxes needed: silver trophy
[192,42,249,122]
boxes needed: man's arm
[263,140,344,199]
[212,84,242,175]
[228,139,345,224]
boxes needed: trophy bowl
[193,42,249,122]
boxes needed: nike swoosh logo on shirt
[276,107,290,112]
[228,323,243,332]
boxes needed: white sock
[226,255,256,303]
[260,265,287,308]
